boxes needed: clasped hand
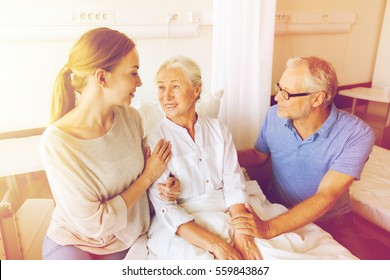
[233,233,263,260]
[231,203,270,239]
[210,233,262,260]
[157,175,181,201]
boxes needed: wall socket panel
[76,9,115,24]
[275,12,356,25]
[275,12,290,23]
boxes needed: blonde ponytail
[49,27,135,124]
[50,64,75,123]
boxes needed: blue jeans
[42,236,129,260]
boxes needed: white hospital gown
[146,115,248,259]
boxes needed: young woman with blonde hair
[40,27,175,260]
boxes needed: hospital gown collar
[163,114,201,132]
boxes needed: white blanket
[146,181,357,260]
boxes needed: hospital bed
[129,96,358,260]
[349,145,390,248]
[0,93,374,260]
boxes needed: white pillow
[134,89,224,135]
[135,102,164,136]
[195,89,224,119]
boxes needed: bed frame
[349,145,390,257]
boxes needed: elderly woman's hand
[210,237,242,260]
[158,176,181,201]
[233,233,263,260]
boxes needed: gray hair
[156,55,202,94]
[286,56,338,107]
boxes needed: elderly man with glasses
[233,56,375,259]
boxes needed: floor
[366,239,390,260]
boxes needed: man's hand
[231,203,271,239]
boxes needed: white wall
[372,0,390,88]
[1,0,387,133]
[273,0,386,87]
[0,0,213,133]
[368,0,390,116]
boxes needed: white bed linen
[144,181,356,260]
[349,145,390,232]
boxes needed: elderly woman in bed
[146,56,262,260]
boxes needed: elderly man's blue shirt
[255,104,375,220]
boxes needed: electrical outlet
[77,9,114,24]
[166,12,178,24]
[322,14,330,23]
[275,12,290,23]
[165,11,193,25]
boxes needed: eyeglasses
[275,83,317,100]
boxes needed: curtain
[212,0,276,149]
